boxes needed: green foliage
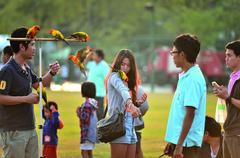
[0,0,239,52]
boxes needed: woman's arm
[109,73,131,103]
[109,73,141,117]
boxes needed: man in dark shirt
[213,40,240,158]
[0,27,60,158]
[198,116,223,158]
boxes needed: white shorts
[80,141,95,150]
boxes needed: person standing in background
[87,49,109,120]
[1,45,13,64]
[0,45,13,70]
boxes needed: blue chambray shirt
[107,72,131,116]
[165,65,206,147]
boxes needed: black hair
[2,46,13,56]
[94,48,105,59]
[173,33,201,63]
[46,101,58,110]
[225,40,240,57]
[42,101,59,119]
[10,27,30,53]
[205,116,221,137]
[81,82,96,98]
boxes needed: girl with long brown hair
[105,49,141,158]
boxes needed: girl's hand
[127,103,141,118]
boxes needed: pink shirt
[228,70,240,94]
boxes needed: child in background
[1,45,13,64]
[76,82,98,158]
[43,101,64,158]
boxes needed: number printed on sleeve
[0,80,6,90]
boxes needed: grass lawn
[0,90,217,158]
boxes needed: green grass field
[0,90,217,158]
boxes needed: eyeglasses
[170,50,180,55]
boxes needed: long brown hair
[105,49,140,104]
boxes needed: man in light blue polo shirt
[164,34,206,158]
[87,49,109,120]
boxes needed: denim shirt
[107,72,131,116]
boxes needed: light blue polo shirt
[165,65,206,147]
[87,60,110,97]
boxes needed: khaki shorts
[0,129,38,158]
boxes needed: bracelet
[49,71,56,76]
[226,96,232,104]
